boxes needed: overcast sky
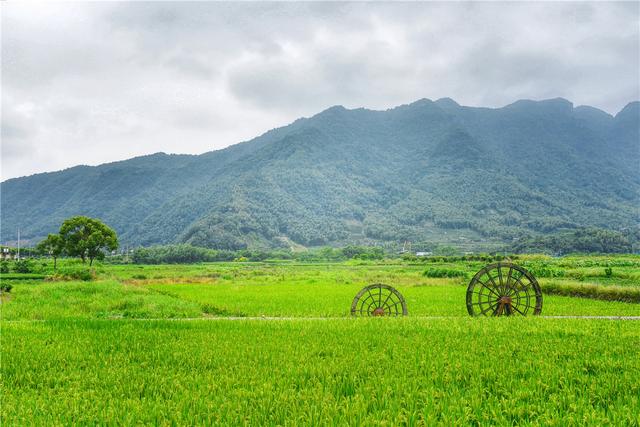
[2,1,639,180]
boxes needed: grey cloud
[1,1,638,180]
[164,53,216,80]
[1,118,31,143]
[1,100,37,158]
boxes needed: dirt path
[4,315,640,323]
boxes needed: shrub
[542,281,640,303]
[13,259,33,274]
[0,274,46,280]
[521,263,565,278]
[425,254,519,263]
[341,246,384,260]
[423,268,467,278]
[0,261,9,274]
[54,267,96,281]
[0,283,13,293]
[566,270,586,281]
[604,267,613,277]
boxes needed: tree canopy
[59,216,119,265]
[36,233,65,269]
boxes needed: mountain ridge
[2,97,638,250]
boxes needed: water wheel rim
[351,283,408,317]
[466,262,543,317]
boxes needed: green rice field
[2,256,640,425]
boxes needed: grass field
[2,256,640,425]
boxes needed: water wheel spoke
[504,266,514,295]
[476,280,501,299]
[383,298,401,315]
[486,273,503,297]
[381,290,394,308]
[360,293,378,315]
[497,266,505,294]
[381,300,394,314]
[379,298,394,315]
[479,300,500,316]
[511,304,526,316]
[507,275,530,297]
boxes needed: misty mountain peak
[315,105,348,116]
[434,97,460,109]
[615,101,640,121]
[504,97,574,114]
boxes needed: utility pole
[17,229,20,260]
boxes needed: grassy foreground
[4,319,639,425]
[1,256,640,425]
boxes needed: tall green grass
[3,319,639,425]
[1,280,202,320]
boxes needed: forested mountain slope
[2,98,638,250]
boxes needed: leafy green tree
[59,216,118,265]
[36,233,65,270]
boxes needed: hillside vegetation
[2,98,638,250]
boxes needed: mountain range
[2,97,638,251]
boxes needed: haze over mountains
[2,97,638,250]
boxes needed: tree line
[6,217,635,270]
[129,244,384,264]
[510,228,634,255]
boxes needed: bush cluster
[542,281,640,303]
[403,254,519,263]
[52,266,96,281]
[423,268,468,278]
[520,262,566,278]
[0,259,42,274]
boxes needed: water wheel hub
[500,296,512,304]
